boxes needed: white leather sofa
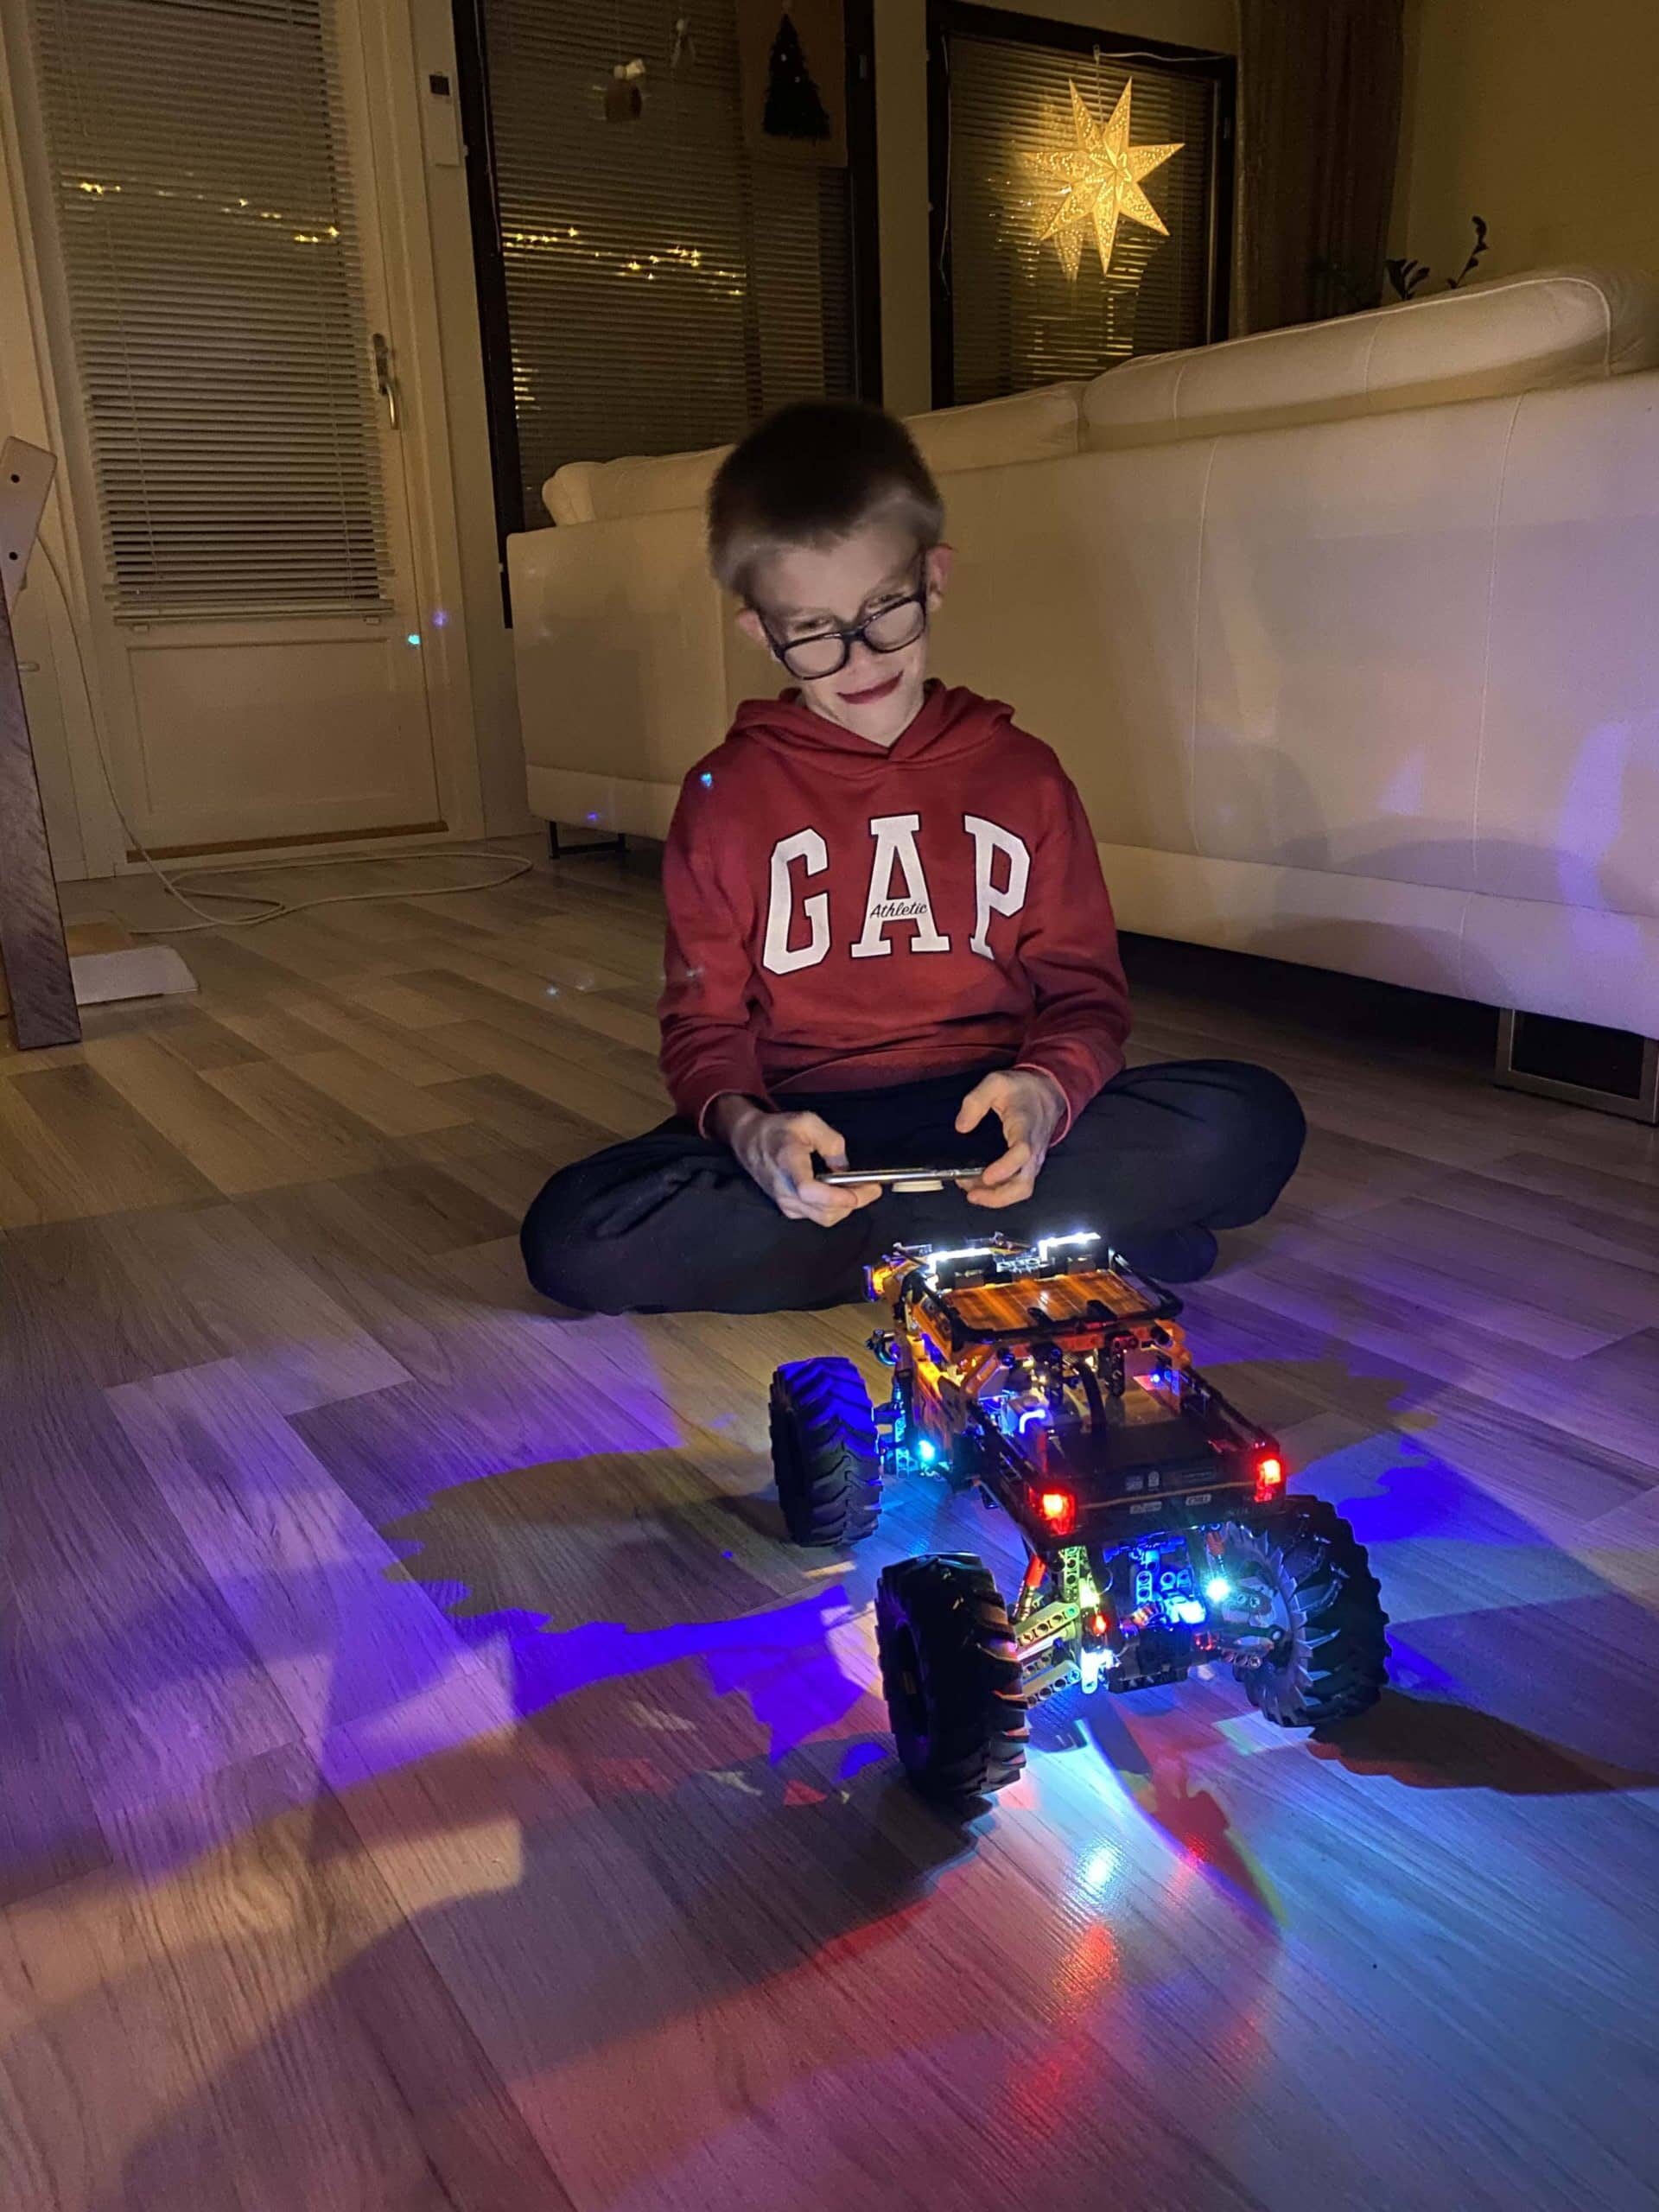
[509,267,1659,1046]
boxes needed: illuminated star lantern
[1024,78,1182,280]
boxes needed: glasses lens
[780,631,849,679]
[863,599,926,654]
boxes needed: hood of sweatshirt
[725,680,1015,777]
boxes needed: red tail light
[1254,1453,1285,1502]
[1033,1486,1078,1536]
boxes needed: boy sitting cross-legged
[522,400,1304,1315]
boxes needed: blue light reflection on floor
[442,1586,868,1761]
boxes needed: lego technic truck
[768,1232,1389,1802]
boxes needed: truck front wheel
[768,1357,882,1546]
[875,1554,1028,1801]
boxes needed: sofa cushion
[543,443,728,526]
[1081,266,1659,449]
[907,380,1085,474]
[542,380,1086,525]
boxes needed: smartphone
[817,1164,987,1190]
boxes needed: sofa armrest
[508,507,728,824]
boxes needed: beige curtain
[1233,0,1406,334]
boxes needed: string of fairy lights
[69,175,342,248]
[500,227,747,298]
[67,174,747,297]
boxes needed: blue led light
[1205,1576,1230,1603]
[699,770,714,787]
[406,632,422,646]
[1017,1406,1047,1432]
[1174,1599,1207,1626]
[917,1440,937,1465]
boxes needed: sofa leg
[1495,1009,1659,1123]
[546,822,627,863]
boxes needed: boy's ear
[735,605,770,653]
[925,543,956,604]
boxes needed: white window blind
[939,27,1228,404]
[27,0,391,620]
[481,0,857,526]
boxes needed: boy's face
[740,521,953,749]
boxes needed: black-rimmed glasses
[755,564,931,681]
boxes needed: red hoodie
[658,683,1131,1138]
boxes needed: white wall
[1392,0,1659,287]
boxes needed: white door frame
[350,0,487,846]
[0,0,486,879]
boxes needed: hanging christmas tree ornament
[763,10,830,141]
[604,56,648,122]
[1023,78,1181,279]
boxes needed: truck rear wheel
[1228,1499,1389,1727]
[768,1357,881,1546]
[875,1554,1028,1801]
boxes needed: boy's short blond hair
[707,399,944,600]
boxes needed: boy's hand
[957,1069,1065,1210]
[710,1097,881,1226]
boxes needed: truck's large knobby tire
[1228,1498,1389,1727]
[875,1554,1028,1801]
[768,1357,881,1546]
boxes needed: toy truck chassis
[768,1231,1389,1802]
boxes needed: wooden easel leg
[0,584,79,1049]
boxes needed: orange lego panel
[941,1267,1160,1340]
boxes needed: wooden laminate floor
[3,847,1656,2212]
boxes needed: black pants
[520,1059,1304,1316]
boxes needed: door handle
[372,331,401,431]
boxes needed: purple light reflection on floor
[91,1575,868,1881]
[303,1574,870,1784]
[1313,1431,1563,1552]
[435,1585,868,1762]
[838,1741,889,1782]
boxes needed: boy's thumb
[798,1113,847,1166]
